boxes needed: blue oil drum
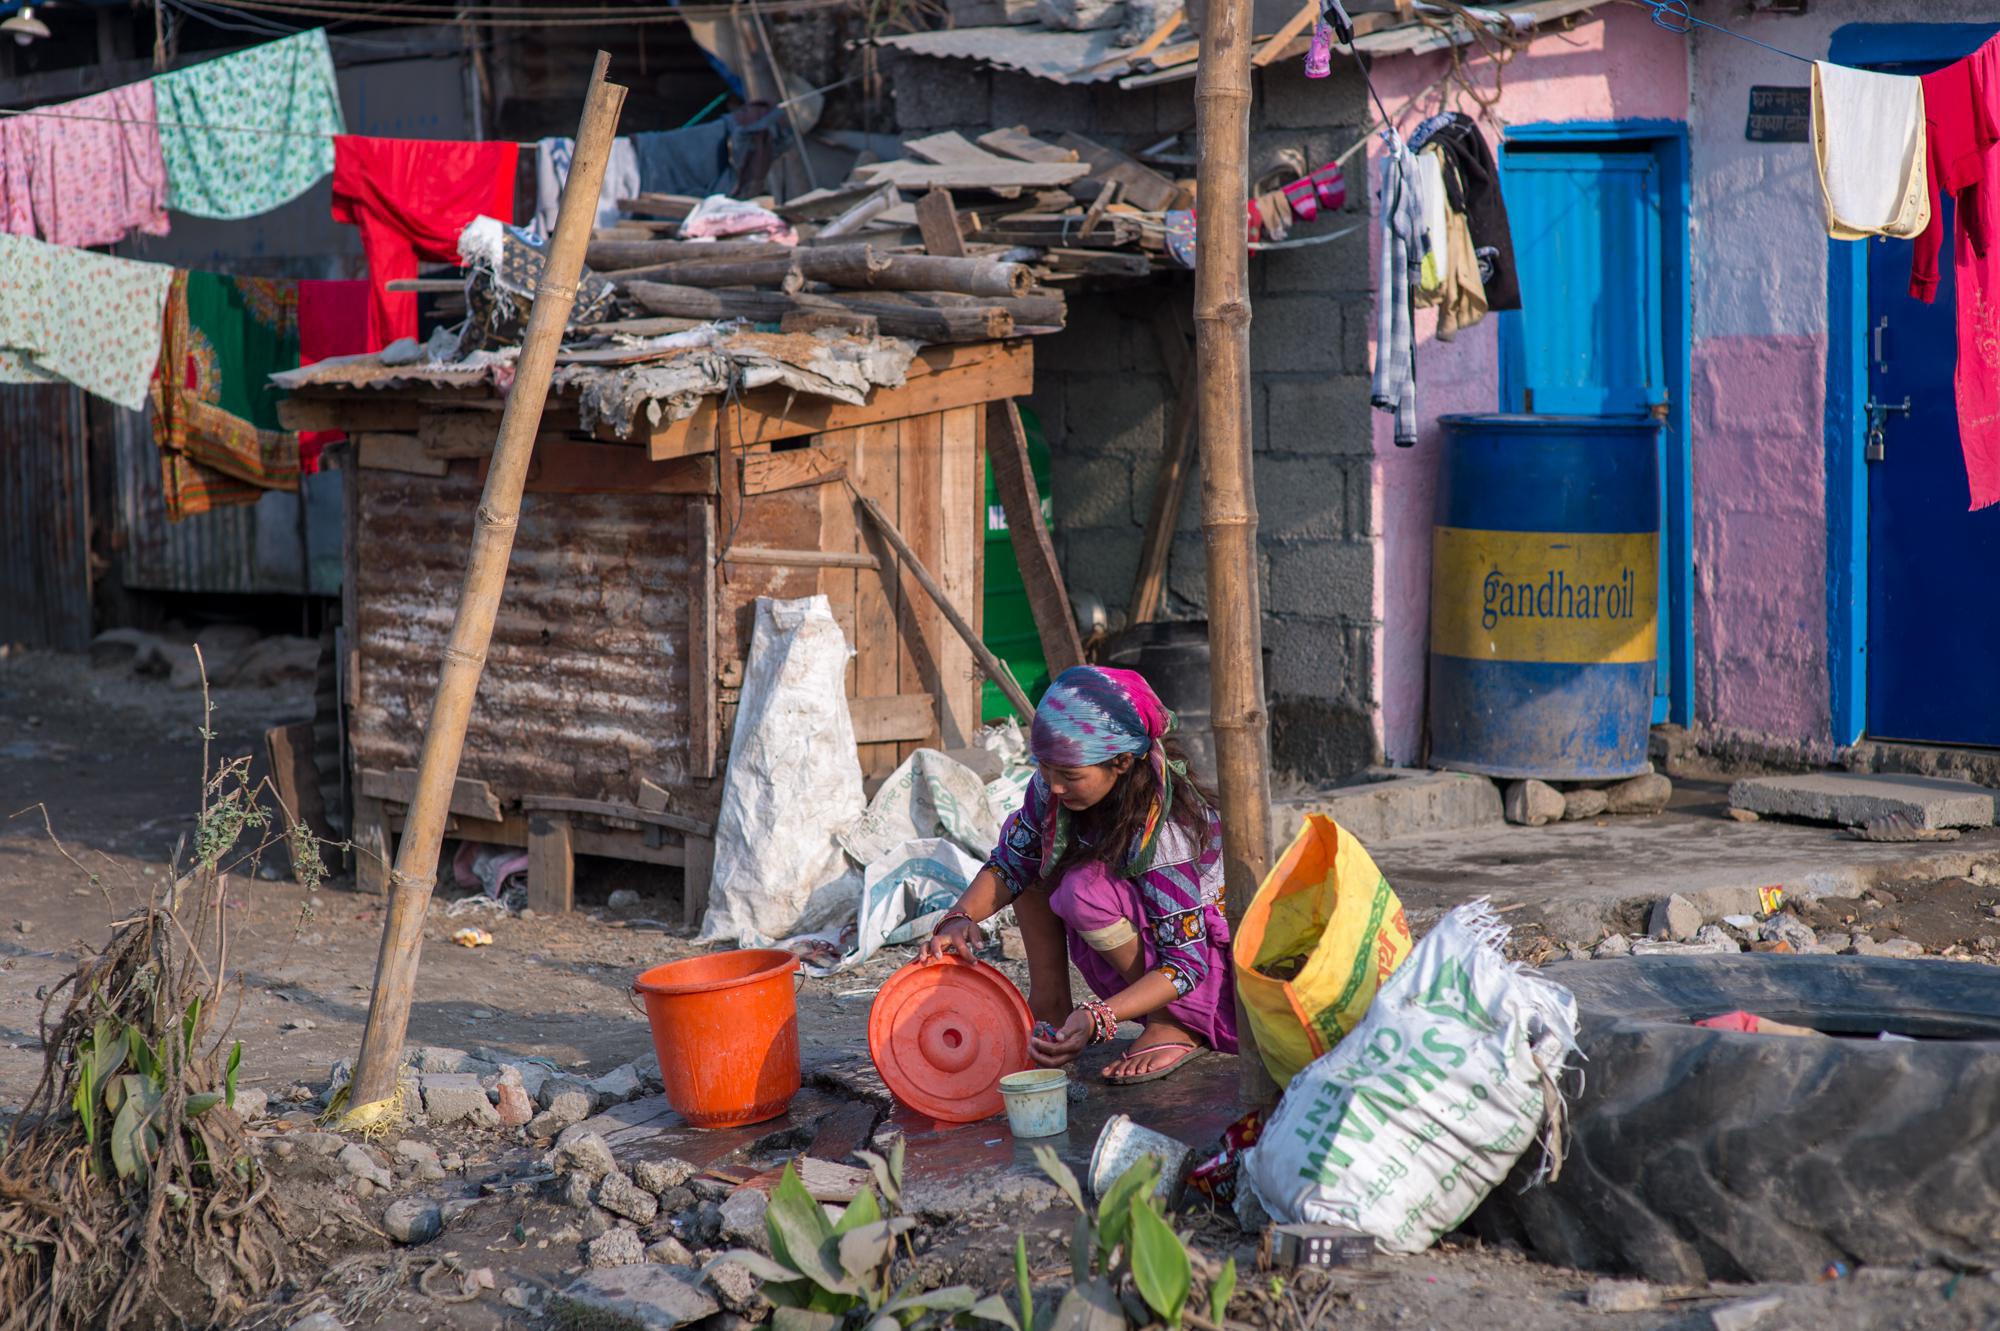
[1428,414,1661,780]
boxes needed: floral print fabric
[0,233,173,410]
[155,30,344,220]
[0,82,169,247]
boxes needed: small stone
[440,1152,464,1172]
[1586,1280,1660,1312]
[1760,913,1818,953]
[588,1064,643,1104]
[717,1189,768,1248]
[383,1198,443,1245]
[1851,935,1927,959]
[393,1139,447,1181]
[1726,807,1760,823]
[496,1068,535,1128]
[999,926,1028,960]
[1721,914,1757,931]
[655,1185,697,1214]
[608,889,643,910]
[559,1132,619,1181]
[1591,933,1631,959]
[503,1285,533,1310]
[353,1178,376,1199]
[1710,1295,1784,1331]
[588,1226,647,1268]
[1561,789,1609,821]
[706,1259,766,1317]
[411,1046,474,1074]
[634,1158,698,1194]
[233,1087,270,1120]
[540,1076,595,1111]
[14,920,32,935]
[293,1131,346,1157]
[598,1170,661,1224]
[582,1207,621,1240]
[282,1017,316,1032]
[1693,925,1743,952]
[441,1197,481,1224]
[554,1266,719,1329]
[1648,893,1702,942]
[287,1313,347,1331]
[1606,772,1673,815]
[1503,779,1565,827]
[338,1144,392,1191]
[647,1236,696,1266]
[558,1172,597,1209]
[632,1053,663,1090]
[421,1073,501,1128]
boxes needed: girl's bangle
[1078,999,1118,1045]
[934,909,977,937]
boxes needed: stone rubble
[383,1197,443,1245]
[1648,894,1702,942]
[587,1226,647,1268]
[598,1170,662,1224]
[337,1143,392,1191]
[558,1132,620,1182]
[634,1157,699,1194]
[1503,779,1565,827]
[1605,772,1672,815]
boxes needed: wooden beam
[688,500,718,780]
[849,483,1034,721]
[742,447,846,495]
[682,832,715,929]
[526,812,575,913]
[347,53,628,1116]
[723,547,880,569]
[1130,302,1199,625]
[849,693,938,743]
[976,127,1079,164]
[852,159,1090,191]
[265,721,335,851]
[281,397,422,433]
[349,794,391,895]
[520,793,716,838]
[479,440,714,494]
[915,187,968,259]
[357,766,504,822]
[420,413,500,459]
[643,340,1036,459]
[987,400,1085,674]
[1251,0,1316,65]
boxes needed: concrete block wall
[884,54,1376,783]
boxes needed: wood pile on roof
[594,123,1185,292]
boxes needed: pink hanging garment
[0,82,169,248]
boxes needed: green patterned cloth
[155,30,345,220]
[0,233,174,410]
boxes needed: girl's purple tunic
[986,775,1239,1054]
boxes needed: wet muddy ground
[5,646,2000,1331]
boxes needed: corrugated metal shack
[283,330,1033,921]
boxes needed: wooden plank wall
[814,405,986,779]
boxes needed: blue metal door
[1867,203,2000,746]
[1498,145,1672,720]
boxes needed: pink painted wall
[1367,7,1690,765]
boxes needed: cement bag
[1233,814,1414,1087]
[699,595,865,946]
[839,749,1000,866]
[1241,902,1579,1253]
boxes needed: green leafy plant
[975,1147,1237,1331]
[708,1143,979,1331]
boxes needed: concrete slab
[553,1265,717,1330]
[1369,781,2000,942]
[1728,772,1996,829]
[1273,768,1503,849]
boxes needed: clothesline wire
[0,69,862,144]
[1625,0,1813,66]
[174,0,858,26]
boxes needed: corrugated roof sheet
[874,0,1608,88]
[871,24,1134,83]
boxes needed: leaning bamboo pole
[343,54,629,1122]
[1192,0,1276,1106]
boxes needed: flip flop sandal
[1102,1041,1205,1086]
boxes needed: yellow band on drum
[1431,525,1659,665]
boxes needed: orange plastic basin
[634,948,801,1128]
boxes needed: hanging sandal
[1102,1041,1206,1085]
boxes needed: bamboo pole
[1192,0,1276,1106]
[343,53,629,1122]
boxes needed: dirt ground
[6,645,2000,1331]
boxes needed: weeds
[0,651,332,1330]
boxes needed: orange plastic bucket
[633,948,801,1128]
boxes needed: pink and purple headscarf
[1030,665,1181,875]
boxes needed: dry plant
[0,651,333,1331]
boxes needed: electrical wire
[172,0,858,27]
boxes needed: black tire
[1474,955,2000,1283]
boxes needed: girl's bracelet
[1078,999,1119,1045]
[933,909,977,937]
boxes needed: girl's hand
[1031,1009,1093,1068]
[919,914,979,962]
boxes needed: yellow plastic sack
[1232,814,1413,1087]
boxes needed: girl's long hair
[1050,734,1214,877]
